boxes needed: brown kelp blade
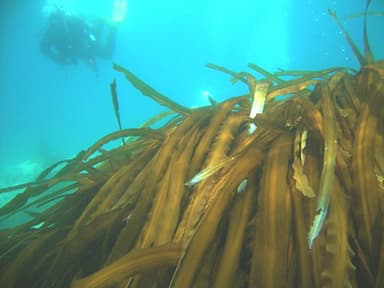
[71,243,181,288]
[333,0,375,65]
[139,110,177,128]
[110,79,124,133]
[307,84,338,249]
[328,8,370,66]
[248,62,285,85]
[185,156,235,186]
[205,63,249,84]
[363,0,375,64]
[250,64,350,102]
[345,11,384,20]
[113,63,191,115]
[273,66,355,79]
[81,128,163,160]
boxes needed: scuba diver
[40,7,117,72]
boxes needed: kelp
[110,79,124,132]
[71,243,182,288]
[139,110,177,128]
[0,128,162,221]
[113,63,191,116]
[345,11,384,19]
[0,4,383,287]
[249,135,293,288]
[328,0,375,66]
[206,63,249,84]
[307,83,338,249]
[274,66,356,78]
[292,127,316,197]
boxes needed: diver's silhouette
[40,7,116,72]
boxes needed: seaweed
[113,63,191,115]
[0,3,383,288]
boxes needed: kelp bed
[1,7,384,287]
[0,60,383,288]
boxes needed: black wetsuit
[40,10,115,71]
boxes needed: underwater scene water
[0,0,384,287]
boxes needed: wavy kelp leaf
[267,79,318,101]
[249,135,293,288]
[106,111,206,265]
[138,123,199,248]
[192,227,223,287]
[345,11,384,20]
[113,63,191,115]
[110,79,126,146]
[375,249,384,288]
[171,145,263,287]
[185,157,234,186]
[351,77,384,253]
[0,193,28,217]
[247,80,270,133]
[248,62,285,84]
[205,63,248,84]
[212,174,253,288]
[0,181,79,221]
[35,158,80,181]
[249,80,269,119]
[289,175,317,287]
[267,67,352,102]
[81,128,163,160]
[274,66,356,78]
[0,153,83,194]
[1,229,60,287]
[126,125,201,286]
[268,68,344,103]
[46,209,136,287]
[207,94,218,108]
[290,98,323,137]
[363,60,384,77]
[0,149,107,197]
[308,84,337,249]
[231,71,257,85]
[177,102,247,246]
[328,9,368,66]
[71,243,181,288]
[0,173,93,219]
[78,147,157,227]
[292,128,315,197]
[110,79,123,132]
[185,97,244,187]
[139,110,177,128]
[375,130,384,185]
[362,0,375,64]
[321,178,356,288]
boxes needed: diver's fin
[112,0,127,22]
